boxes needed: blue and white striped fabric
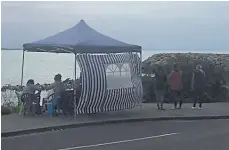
[76,53,143,114]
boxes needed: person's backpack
[194,70,205,88]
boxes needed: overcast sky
[1,1,229,52]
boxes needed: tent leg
[140,51,143,108]
[74,53,77,118]
[20,50,25,86]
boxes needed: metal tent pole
[20,50,25,86]
[140,51,143,108]
[74,53,77,118]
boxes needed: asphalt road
[2,119,229,150]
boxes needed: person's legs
[170,90,177,109]
[56,98,61,114]
[199,89,204,108]
[52,97,60,115]
[173,91,178,109]
[29,94,36,115]
[160,94,165,110]
[193,90,198,108]
[193,97,198,108]
[155,90,160,110]
[178,91,183,109]
[60,97,68,115]
[34,93,41,115]
[179,101,183,109]
[199,99,203,108]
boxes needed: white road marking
[57,132,179,150]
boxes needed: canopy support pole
[20,50,25,86]
[74,53,77,118]
[139,51,143,108]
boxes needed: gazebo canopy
[23,20,141,53]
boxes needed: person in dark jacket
[191,65,206,109]
[154,66,167,110]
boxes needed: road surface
[2,119,229,150]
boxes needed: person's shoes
[160,108,165,110]
[192,106,196,109]
[171,107,177,110]
[198,107,202,110]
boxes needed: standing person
[168,64,183,109]
[191,65,206,109]
[46,74,66,114]
[154,66,167,110]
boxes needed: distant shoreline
[1,48,22,50]
[1,48,228,54]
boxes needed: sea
[1,50,228,86]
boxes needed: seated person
[22,79,42,114]
[45,74,66,114]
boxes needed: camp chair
[44,91,70,116]
[43,93,55,117]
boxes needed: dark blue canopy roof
[23,20,141,53]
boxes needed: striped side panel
[101,53,142,111]
[76,53,143,114]
[76,54,91,114]
[100,54,116,112]
[86,55,106,113]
